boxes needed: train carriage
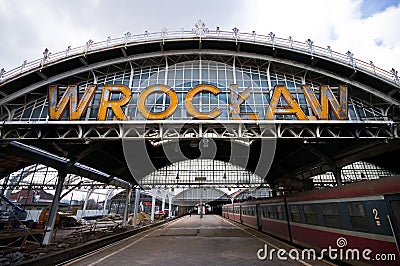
[286,177,400,265]
[258,197,291,241]
[240,203,258,229]
[222,177,400,265]
[222,205,229,219]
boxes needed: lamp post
[232,27,239,45]
[391,68,399,84]
[288,36,293,48]
[195,176,206,218]
[192,20,208,43]
[346,50,355,70]
[0,68,5,81]
[306,39,313,59]
[161,27,168,45]
[124,32,131,49]
[268,32,275,50]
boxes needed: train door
[240,206,243,224]
[385,194,400,254]
[256,204,262,231]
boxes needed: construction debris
[0,211,171,264]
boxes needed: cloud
[235,0,400,71]
[331,3,400,70]
[0,0,244,70]
[0,0,399,73]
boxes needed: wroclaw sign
[48,84,348,121]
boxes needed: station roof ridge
[0,26,399,88]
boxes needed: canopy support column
[333,167,343,186]
[42,171,66,246]
[168,197,172,218]
[150,195,156,223]
[133,188,140,226]
[123,187,132,226]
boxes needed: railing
[0,28,399,87]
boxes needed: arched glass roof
[7,60,386,122]
[139,159,265,189]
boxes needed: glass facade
[0,164,116,190]
[9,60,385,122]
[140,159,264,188]
[312,161,398,187]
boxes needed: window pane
[290,205,301,223]
[348,202,368,230]
[268,206,275,219]
[322,203,342,228]
[304,205,318,225]
[276,205,284,220]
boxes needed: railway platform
[65,215,336,266]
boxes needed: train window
[276,205,284,220]
[322,203,342,228]
[303,205,318,225]
[262,206,268,218]
[290,205,301,223]
[347,202,368,231]
[267,206,275,219]
[250,207,255,216]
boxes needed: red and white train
[222,177,400,265]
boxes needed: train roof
[223,177,400,207]
[286,176,400,202]
[223,197,285,207]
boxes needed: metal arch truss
[0,121,398,140]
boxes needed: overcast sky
[0,0,399,73]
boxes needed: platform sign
[48,83,348,121]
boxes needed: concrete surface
[66,215,336,266]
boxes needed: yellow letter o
[137,84,178,120]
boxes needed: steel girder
[0,121,397,140]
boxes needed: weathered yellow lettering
[49,84,97,120]
[302,85,348,120]
[97,84,131,120]
[185,84,222,119]
[266,85,307,120]
[229,84,259,120]
[137,84,178,120]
